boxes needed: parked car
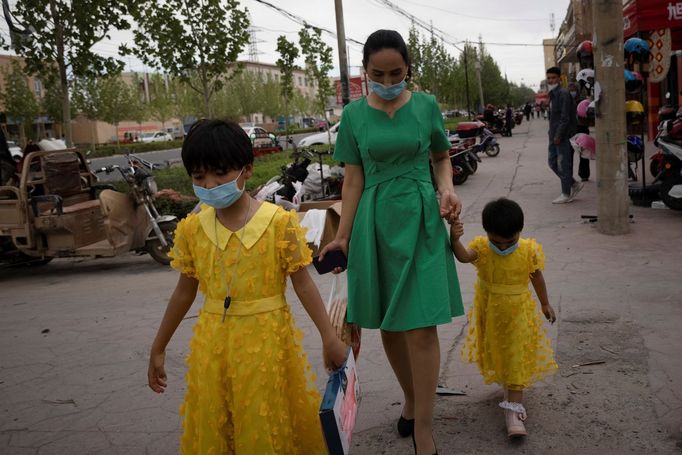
[297,122,340,147]
[6,141,22,161]
[139,131,173,143]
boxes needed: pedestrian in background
[546,67,582,204]
[504,104,514,137]
[320,29,464,455]
[450,198,557,439]
[524,102,532,122]
[147,119,347,454]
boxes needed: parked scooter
[449,141,481,185]
[94,154,177,262]
[652,118,682,210]
[0,149,176,267]
[254,138,342,209]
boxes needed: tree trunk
[90,120,96,151]
[49,0,72,148]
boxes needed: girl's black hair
[482,198,524,238]
[362,29,412,80]
[181,119,253,175]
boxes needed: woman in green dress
[319,30,464,454]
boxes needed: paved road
[1,119,681,454]
[90,132,313,182]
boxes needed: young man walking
[546,67,582,204]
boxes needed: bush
[79,140,184,158]
[154,189,198,219]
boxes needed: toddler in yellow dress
[450,198,557,438]
[146,119,347,454]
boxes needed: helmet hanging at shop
[624,37,650,63]
[577,68,595,91]
[625,100,645,127]
[576,99,593,126]
[570,133,596,160]
[624,69,644,94]
[576,41,594,68]
[626,135,644,163]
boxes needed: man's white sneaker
[568,181,584,201]
[552,194,571,204]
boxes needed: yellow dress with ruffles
[169,201,326,455]
[462,236,558,391]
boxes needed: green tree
[148,74,175,129]
[2,0,130,146]
[298,27,334,147]
[0,61,39,146]
[232,72,262,123]
[260,78,283,122]
[210,79,241,120]
[407,25,423,91]
[276,35,299,133]
[128,76,148,135]
[125,0,250,117]
[99,76,134,147]
[72,76,104,149]
[291,91,313,118]
[41,73,74,135]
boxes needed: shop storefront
[624,0,682,137]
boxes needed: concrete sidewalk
[1,118,681,454]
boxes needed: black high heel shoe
[411,433,438,455]
[397,415,414,437]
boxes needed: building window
[34,79,43,97]
[298,76,302,86]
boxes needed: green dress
[334,92,464,331]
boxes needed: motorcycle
[0,148,176,266]
[451,122,500,157]
[652,118,682,210]
[254,138,342,209]
[476,113,506,135]
[449,141,482,185]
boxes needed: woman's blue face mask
[368,78,407,100]
[193,168,244,209]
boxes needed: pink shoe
[499,401,528,438]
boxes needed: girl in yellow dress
[450,198,557,438]
[146,119,348,454]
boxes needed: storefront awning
[624,0,682,37]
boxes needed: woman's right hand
[318,237,349,274]
[148,349,167,393]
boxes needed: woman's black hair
[362,29,412,80]
[181,119,253,175]
[482,198,524,238]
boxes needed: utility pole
[463,41,472,119]
[334,0,350,106]
[593,0,629,234]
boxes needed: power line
[399,0,547,23]
[251,0,365,47]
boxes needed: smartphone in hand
[312,249,347,275]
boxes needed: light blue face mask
[489,240,519,256]
[193,168,244,209]
[368,78,407,100]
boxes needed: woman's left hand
[439,191,462,224]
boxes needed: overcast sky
[2,0,570,90]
